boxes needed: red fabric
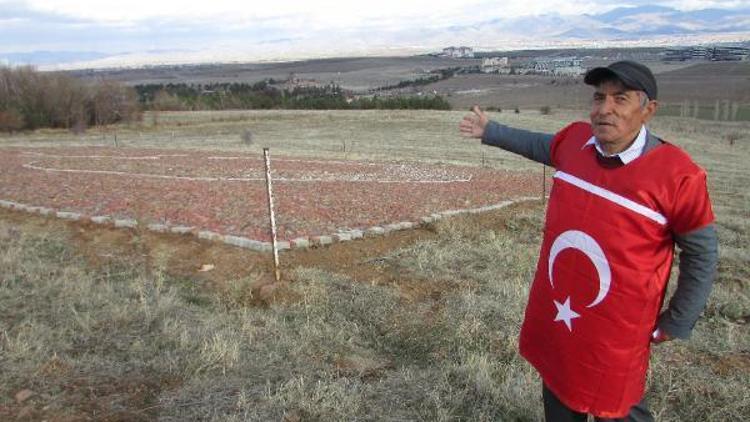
[519,122,714,417]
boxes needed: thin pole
[263,148,281,281]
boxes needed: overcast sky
[1,0,748,66]
[15,0,749,22]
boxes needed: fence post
[263,148,281,282]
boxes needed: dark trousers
[543,385,654,422]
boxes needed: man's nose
[594,96,615,115]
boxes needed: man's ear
[643,100,658,123]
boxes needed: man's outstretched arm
[460,105,554,167]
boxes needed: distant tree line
[0,66,141,132]
[373,67,462,92]
[0,67,452,133]
[134,82,451,111]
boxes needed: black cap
[584,61,658,100]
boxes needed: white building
[533,58,584,76]
[481,57,510,74]
[442,46,474,58]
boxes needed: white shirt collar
[584,125,647,165]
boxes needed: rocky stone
[441,210,462,217]
[223,235,245,247]
[170,226,194,235]
[348,230,364,240]
[383,223,402,233]
[397,221,415,230]
[147,223,169,233]
[223,235,267,251]
[198,231,223,241]
[290,237,310,249]
[258,242,273,252]
[114,218,138,228]
[311,235,333,246]
[366,226,385,236]
[90,216,112,224]
[56,211,81,221]
[334,232,352,242]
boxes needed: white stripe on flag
[554,171,667,226]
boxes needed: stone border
[0,196,540,252]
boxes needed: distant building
[664,46,749,61]
[442,46,474,58]
[280,72,323,90]
[533,57,584,76]
[711,46,749,61]
[664,48,692,61]
[481,57,511,74]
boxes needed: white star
[554,296,580,331]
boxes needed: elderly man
[460,61,718,421]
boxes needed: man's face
[589,80,657,154]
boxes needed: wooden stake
[263,148,281,281]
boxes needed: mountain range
[2,5,748,69]
[462,6,750,41]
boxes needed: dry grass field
[76,57,749,119]
[70,56,479,92]
[436,61,750,111]
[1,108,748,420]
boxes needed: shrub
[540,105,551,115]
[0,109,25,133]
[0,65,141,131]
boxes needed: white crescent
[548,230,611,308]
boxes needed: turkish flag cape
[519,122,713,417]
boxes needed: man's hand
[460,105,489,139]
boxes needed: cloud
[0,0,86,24]
[1,0,748,66]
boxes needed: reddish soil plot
[0,146,542,241]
